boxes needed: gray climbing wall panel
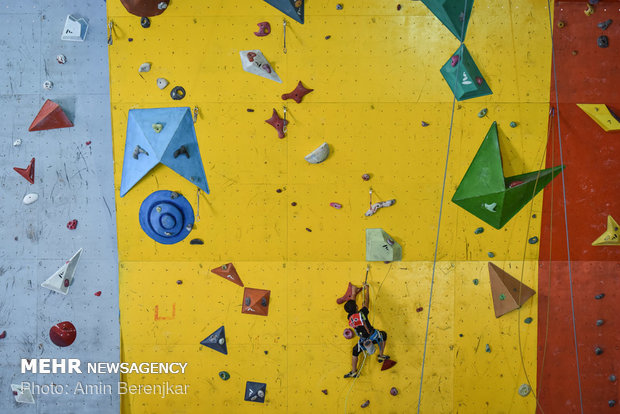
[0,1,119,412]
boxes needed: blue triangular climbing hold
[200,326,228,355]
[420,0,474,42]
[120,107,210,197]
[440,44,492,101]
[263,0,304,24]
[244,381,266,403]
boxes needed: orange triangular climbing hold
[28,100,73,131]
[13,158,35,184]
[488,262,536,318]
[210,263,244,287]
[241,287,270,316]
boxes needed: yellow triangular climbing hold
[577,104,620,132]
[592,215,620,246]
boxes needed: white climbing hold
[157,78,169,89]
[139,62,151,73]
[41,248,82,295]
[11,384,35,404]
[483,202,497,212]
[43,80,53,90]
[218,338,225,345]
[365,199,396,217]
[158,2,168,9]
[56,54,66,64]
[13,138,22,147]
[304,142,330,164]
[23,193,38,205]
[518,384,531,397]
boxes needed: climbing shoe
[344,370,359,378]
[377,355,390,363]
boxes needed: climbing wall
[0,0,120,412]
[538,2,620,413]
[108,1,553,413]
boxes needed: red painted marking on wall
[154,303,176,321]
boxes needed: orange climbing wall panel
[538,2,620,413]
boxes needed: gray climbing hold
[524,317,533,324]
[474,227,484,234]
[478,108,487,118]
[595,293,605,300]
[509,121,517,128]
[157,78,169,89]
[485,344,491,353]
[595,347,603,355]
[610,400,616,408]
[596,319,604,326]
[598,19,612,30]
[518,384,531,397]
[43,80,53,90]
[139,62,151,72]
[487,252,495,258]
[528,236,539,244]
[190,239,204,245]
[598,35,609,48]
[304,143,330,164]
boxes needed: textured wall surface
[0,1,119,413]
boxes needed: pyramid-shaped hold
[120,107,210,197]
[381,359,397,371]
[211,263,244,287]
[242,288,271,316]
[488,262,536,318]
[452,122,564,229]
[240,50,282,83]
[440,44,492,101]
[577,104,620,132]
[366,229,402,262]
[420,0,473,41]
[14,158,35,184]
[41,248,82,295]
[592,215,619,246]
[244,381,267,403]
[263,0,304,24]
[29,100,74,131]
[200,326,228,355]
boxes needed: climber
[343,283,389,378]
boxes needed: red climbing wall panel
[538,2,620,413]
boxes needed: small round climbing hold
[94,291,102,296]
[170,86,186,100]
[362,173,371,181]
[518,384,531,397]
[64,279,70,287]
[485,344,491,353]
[325,35,331,40]
[596,319,604,326]
[610,400,616,408]
[219,371,230,381]
[557,21,566,28]
[474,227,484,234]
[276,188,282,193]
[595,293,605,300]
[43,80,53,90]
[459,333,463,337]
[157,78,169,90]
[610,375,616,382]
[473,279,479,285]
[49,321,77,347]
[475,77,483,86]
[397,4,401,11]
[416,307,423,312]
[0,331,6,339]
[86,140,92,145]
[138,62,151,72]
[524,317,533,324]
[421,121,429,127]
[532,214,537,219]
[509,121,517,128]
[291,202,297,206]
[56,54,66,64]
[305,228,312,232]
[571,50,578,56]
[264,350,268,355]
[487,252,495,258]
[478,108,488,118]
[330,202,343,209]
[597,35,609,48]
[176,280,183,285]
[141,17,151,28]
[450,55,460,67]
[247,108,254,112]
[343,328,354,339]
[321,389,328,395]
[499,294,505,301]
[361,400,370,408]
[595,347,603,355]
[528,236,539,245]
[336,4,343,10]
[66,219,78,230]
[390,387,398,396]
[128,38,133,42]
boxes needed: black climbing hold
[321,389,328,395]
[361,400,370,408]
[245,297,251,306]
[596,319,604,326]
[170,86,186,100]
[306,228,312,232]
[261,297,267,307]
[532,214,537,218]
[190,239,204,245]
[528,236,539,244]
[595,293,605,300]
[264,350,268,355]
[276,188,282,193]
[128,38,133,42]
[589,0,599,4]
[291,202,297,206]
[336,4,343,10]
[459,333,463,337]
[598,35,609,48]
[473,279,479,285]
[173,145,189,159]
[247,108,255,112]
[598,19,612,30]
[325,35,331,40]
[176,280,183,285]
[510,121,517,128]
[421,121,429,127]
[524,317,533,324]
[474,227,484,234]
[595,347,603,355]
[141,17,151,28]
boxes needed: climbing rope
[544,2,584,412]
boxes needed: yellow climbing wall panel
[108,1,551,413]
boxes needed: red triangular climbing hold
[336,282,361,305]
[28,100,73,131]
[13,158,35,184]
[210,263,244,287]
[381,359,397,371]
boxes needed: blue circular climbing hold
[219,371,230,380]
[524,317,533,324]
[474,227,484,234]
[139,190,194,244]
[509,121,517,128]
[528,236,539,244]
[487,252,495,258]
[473,279,479,285]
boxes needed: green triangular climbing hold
[263,0,304,24]
[452,122,564,229]
[440,44,492,101]
[366,229,402,262]
[420,0,474,41]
